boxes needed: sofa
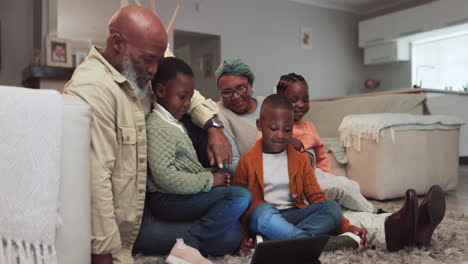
[303,92,426,176]
[302,92,463,200]
[58,94,92,264]
[0,86,92,264]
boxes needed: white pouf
[339,114,464,200]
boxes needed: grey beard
[122,54,150,99]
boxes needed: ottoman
[339,114,464,200]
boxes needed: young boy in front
[146,57,252,263]
[235,94,368,251]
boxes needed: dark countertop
[22,64,75,88]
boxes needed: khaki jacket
[64,46,217,263]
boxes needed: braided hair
[276,73,306,94]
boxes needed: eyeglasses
[220,85,248,99]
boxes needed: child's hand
[212,171,230,187]
[239,237,255,255]
[289,138,304,151]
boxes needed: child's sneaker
[165,238,213,264]
[255,234,264,244]
[323,233,360,252]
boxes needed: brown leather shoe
[384,189,418,252]
[415,185,446,248]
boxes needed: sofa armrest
[56,95,92,264]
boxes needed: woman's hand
[347,225,372,248]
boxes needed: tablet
[250,236,329,264]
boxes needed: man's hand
[289,138,304,152]
[207,127,232,168]
[347,225,372,248]
[213,171,230,187]
[91,254,113,264]
[240,237,255,255]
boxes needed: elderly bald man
[65,6,231,264]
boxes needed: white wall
[0,0,34,86]
[134,0,364,99]
[57,0,122,42]
[1,0,364,98]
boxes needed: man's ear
[110,32,126,55]
[154,83,166,99]
[256,119,262,132]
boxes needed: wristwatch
[204,118,224,130]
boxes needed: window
[412,33,468,91]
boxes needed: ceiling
[288,0,424,14]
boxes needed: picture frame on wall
[300,26,313,50]
[74,51,88,67]
[46,36,73,68]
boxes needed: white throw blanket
[0,86,62,264]
[339,113,465,151]
[321,137,348,165]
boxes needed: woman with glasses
[215,58,265,176]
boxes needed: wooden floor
[446,165,468,214]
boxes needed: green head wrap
[215,58,255,84]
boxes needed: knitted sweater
[146,112,214,194]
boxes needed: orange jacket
[293,120,332,173]
[234,140,351,237]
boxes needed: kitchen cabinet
[359,0,468,48]
[363,41,410,65]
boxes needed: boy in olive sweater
[146,57,252,262]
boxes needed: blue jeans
[147,186,252,255]
[248,200,343,240]
[133,203,244,257]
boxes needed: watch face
[212,119,223,128]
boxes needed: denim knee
[227,186,252,211]
[248,203,276,233]
[203,222,242,256]
[321,200,343,227]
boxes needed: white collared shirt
[152,103,186,134]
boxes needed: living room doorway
[174,30,221,101]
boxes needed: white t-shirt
[263,150,294,210]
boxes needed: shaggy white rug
[135,199,468,264]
